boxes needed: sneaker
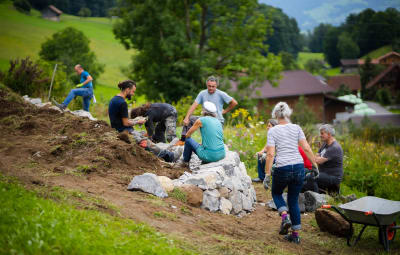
[279,215,292,235]
[283,234,300,244]
[52,99,66,111]
[251,177,262,183]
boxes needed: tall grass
[0,176,192,255]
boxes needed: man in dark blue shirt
[53,64,94,112]
[108,80,178,163]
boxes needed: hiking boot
[52,99,66,111]
[251,177,262,183]
[173,159,189,169]
[283,233,300,244]
[279,215,292,235]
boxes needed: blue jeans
[272,164,305,231]
[257,158,266,180]
[183,137,200,162]
[63,88,93,112]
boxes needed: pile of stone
[128,148,257,216]
[266,191,331,213]
[23,96,97,121]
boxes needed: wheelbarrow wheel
[379,222,396,246]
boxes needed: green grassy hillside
[361,45,393,59]
[297,52,324,68]
[0,1,134,100]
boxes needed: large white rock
[229,190,243,214]
[201,189,220,212]
[127,173,168,198]
[185,172,219,190]
[157,176,174,192]
[241,193,253,211]
[219,197,233,215]
[70,110,97,121]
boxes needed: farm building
[41,5,63,22]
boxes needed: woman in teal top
[178,101,225,167]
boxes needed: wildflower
[259,121,264,125]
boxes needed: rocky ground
[0,87,398,255]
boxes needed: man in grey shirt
[304,124,343,193]
[178,76,238,143]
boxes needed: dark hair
[130,103,151,119]
[118,80,136,91]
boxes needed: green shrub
[13,0,31,13]
[0,57,48,96]
[375,87,392,106]
[349,117,400,145]
[291,95,318,126]
[172,96,201,124]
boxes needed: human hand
[183,117,189,126]
[76,83,84,88]
[136,119,146,125]
[263,175,271,190]
[312,165,319,179]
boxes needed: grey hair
[271,102,292,121]
[206,75,219,86]
[319,124,336,136]
[201,110,217,118]
[268,119,278,126]
[75,64,83,69]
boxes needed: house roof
[231,70,335,99]
[48,5,63,15]
[327,75,361,91]
[341,59,359,66]
[366,64,400,88]
[375,51,400,62]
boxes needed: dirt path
[0,89,397,255]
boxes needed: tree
[359,57,384,99]
[113,0,282,102]
[337,32,360,59]
[304,59,325,74]
[78,7,91,17]
[13,0,31,13]
[309,24,332,53]
[279,52,298,70]
[323,26,341,67]
[291,96,318,126]
[258,4,303,57]
[39,27,104,84]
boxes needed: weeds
[169,188,187,203]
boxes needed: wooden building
[41,5,63,22]
[327,75,361,94]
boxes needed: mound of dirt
[0,87,185,182]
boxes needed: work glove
[263,175,271,191]
[76,83,84,88]
[311,165,319,179]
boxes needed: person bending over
[130,103,177,143]
[108,80,178,162]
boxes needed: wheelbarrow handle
[364,211,373,216]
[321,205,331,209]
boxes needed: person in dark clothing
[108,80,178,162]
[303,124,343,194]
[130,103,177,143]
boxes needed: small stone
[171,205,177,209]
[158,176,174,192]
[218,187,229,198]
[219,197,233,215]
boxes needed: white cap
[203,101,217,113]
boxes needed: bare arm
[299,139,317,168]
[81,75,93,86]
[222,98,238,114]
[315,156,328,164]
[122,117,134,127]
[185,119,202,138]
[183,102,199,125]
[264,146,275,176]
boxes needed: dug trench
[0,88,392,255]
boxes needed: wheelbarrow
[322,196,400,251]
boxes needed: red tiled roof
[48,5,63,15]
[327,75,361,91]
[231,70,335,99]
[366,64,400,88]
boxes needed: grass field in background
[297,52,324,68]
[0,1,134,94]
[361,45,393,59]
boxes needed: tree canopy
[113,0,282,102]
[39,27,104,84]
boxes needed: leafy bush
[13,0,31,13]
[291,95,318,126]
[172,96,201,124]
[349,117,400,145]
[39,27,104,85]
[0,57,48,96]
[375,88,392,106]
[78,7,91,17]
[334,84,352,97]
